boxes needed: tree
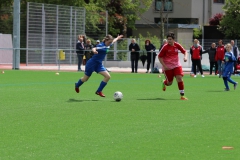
[0,0,152,37]
[95,0,152,37]
[219,0,240,39]
[193,28,202,39]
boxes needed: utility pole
[13,0,20,70]
[160,0,164,46]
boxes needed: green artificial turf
[0,70,240,160]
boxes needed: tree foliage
[219,0,240,39]
[193,28,202,39]
[0,0,152,37]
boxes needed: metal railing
[0,47,193,72]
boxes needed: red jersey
[191,45,201,59]
[216,45,225,60]
[158,42,186,70]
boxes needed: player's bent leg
[162,69,174,91]
[99,71,111,82]
[75,74,90,93]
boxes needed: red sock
[178,81,184,90]
[164,80,168,86]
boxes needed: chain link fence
[26,2,85,65]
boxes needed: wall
[176,28,194,49]
[136,0,224,26]
[135,0,193,25]
[0,34,13,64]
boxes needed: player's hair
[145,39,151,44]
[78,34,86,43]
[167,32,175,39]
[225,43,232,49]
[102,35,113,42]
[219,39,223,44]
[86,39,91,43]
[194,39,198,43]
[78,34,85,39]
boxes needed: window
[213,0,224,3]
[155,0,173,12]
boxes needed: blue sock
[97,81,107,92]
[76,79,84,88]
[223,78,229,89]
[227,77,236,84]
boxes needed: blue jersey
[89,42,112,63]
[222,51,236,77]
[84,42,112,77]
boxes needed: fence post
[55,5,59,65]
[114,43,117,60]
[26,2,29,66]
[151,51,154,73]
[41,4,45,66]
[127,38,131,61]
[70,6,73,65]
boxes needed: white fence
[0,34,13,64]
[26,2,85,65]
[1,38,239,70]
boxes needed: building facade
[133,0,225,44]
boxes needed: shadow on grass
[206,90,223,92]
[67,98,99,102]
[137,98,166,100]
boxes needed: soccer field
[1,70,240,159]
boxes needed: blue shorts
[222,70,232,78]
[222,64,234,78]
[84,62,106,77]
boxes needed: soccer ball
[113,91,123,102]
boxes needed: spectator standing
[203,43,218,75]
[94,40,100,47]
[230,40,239,74]
[129,38,140,73]
[190,39,204,77]
[215,39,225,78]
[84,39,94,63]
[159,39,167,51]
[145,40,156,73]
[76,35,85,71]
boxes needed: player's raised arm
[112,35,123,44]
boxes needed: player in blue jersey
[222,43,238,91]
[75,34,123,97]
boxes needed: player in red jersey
[158,32,188,100]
